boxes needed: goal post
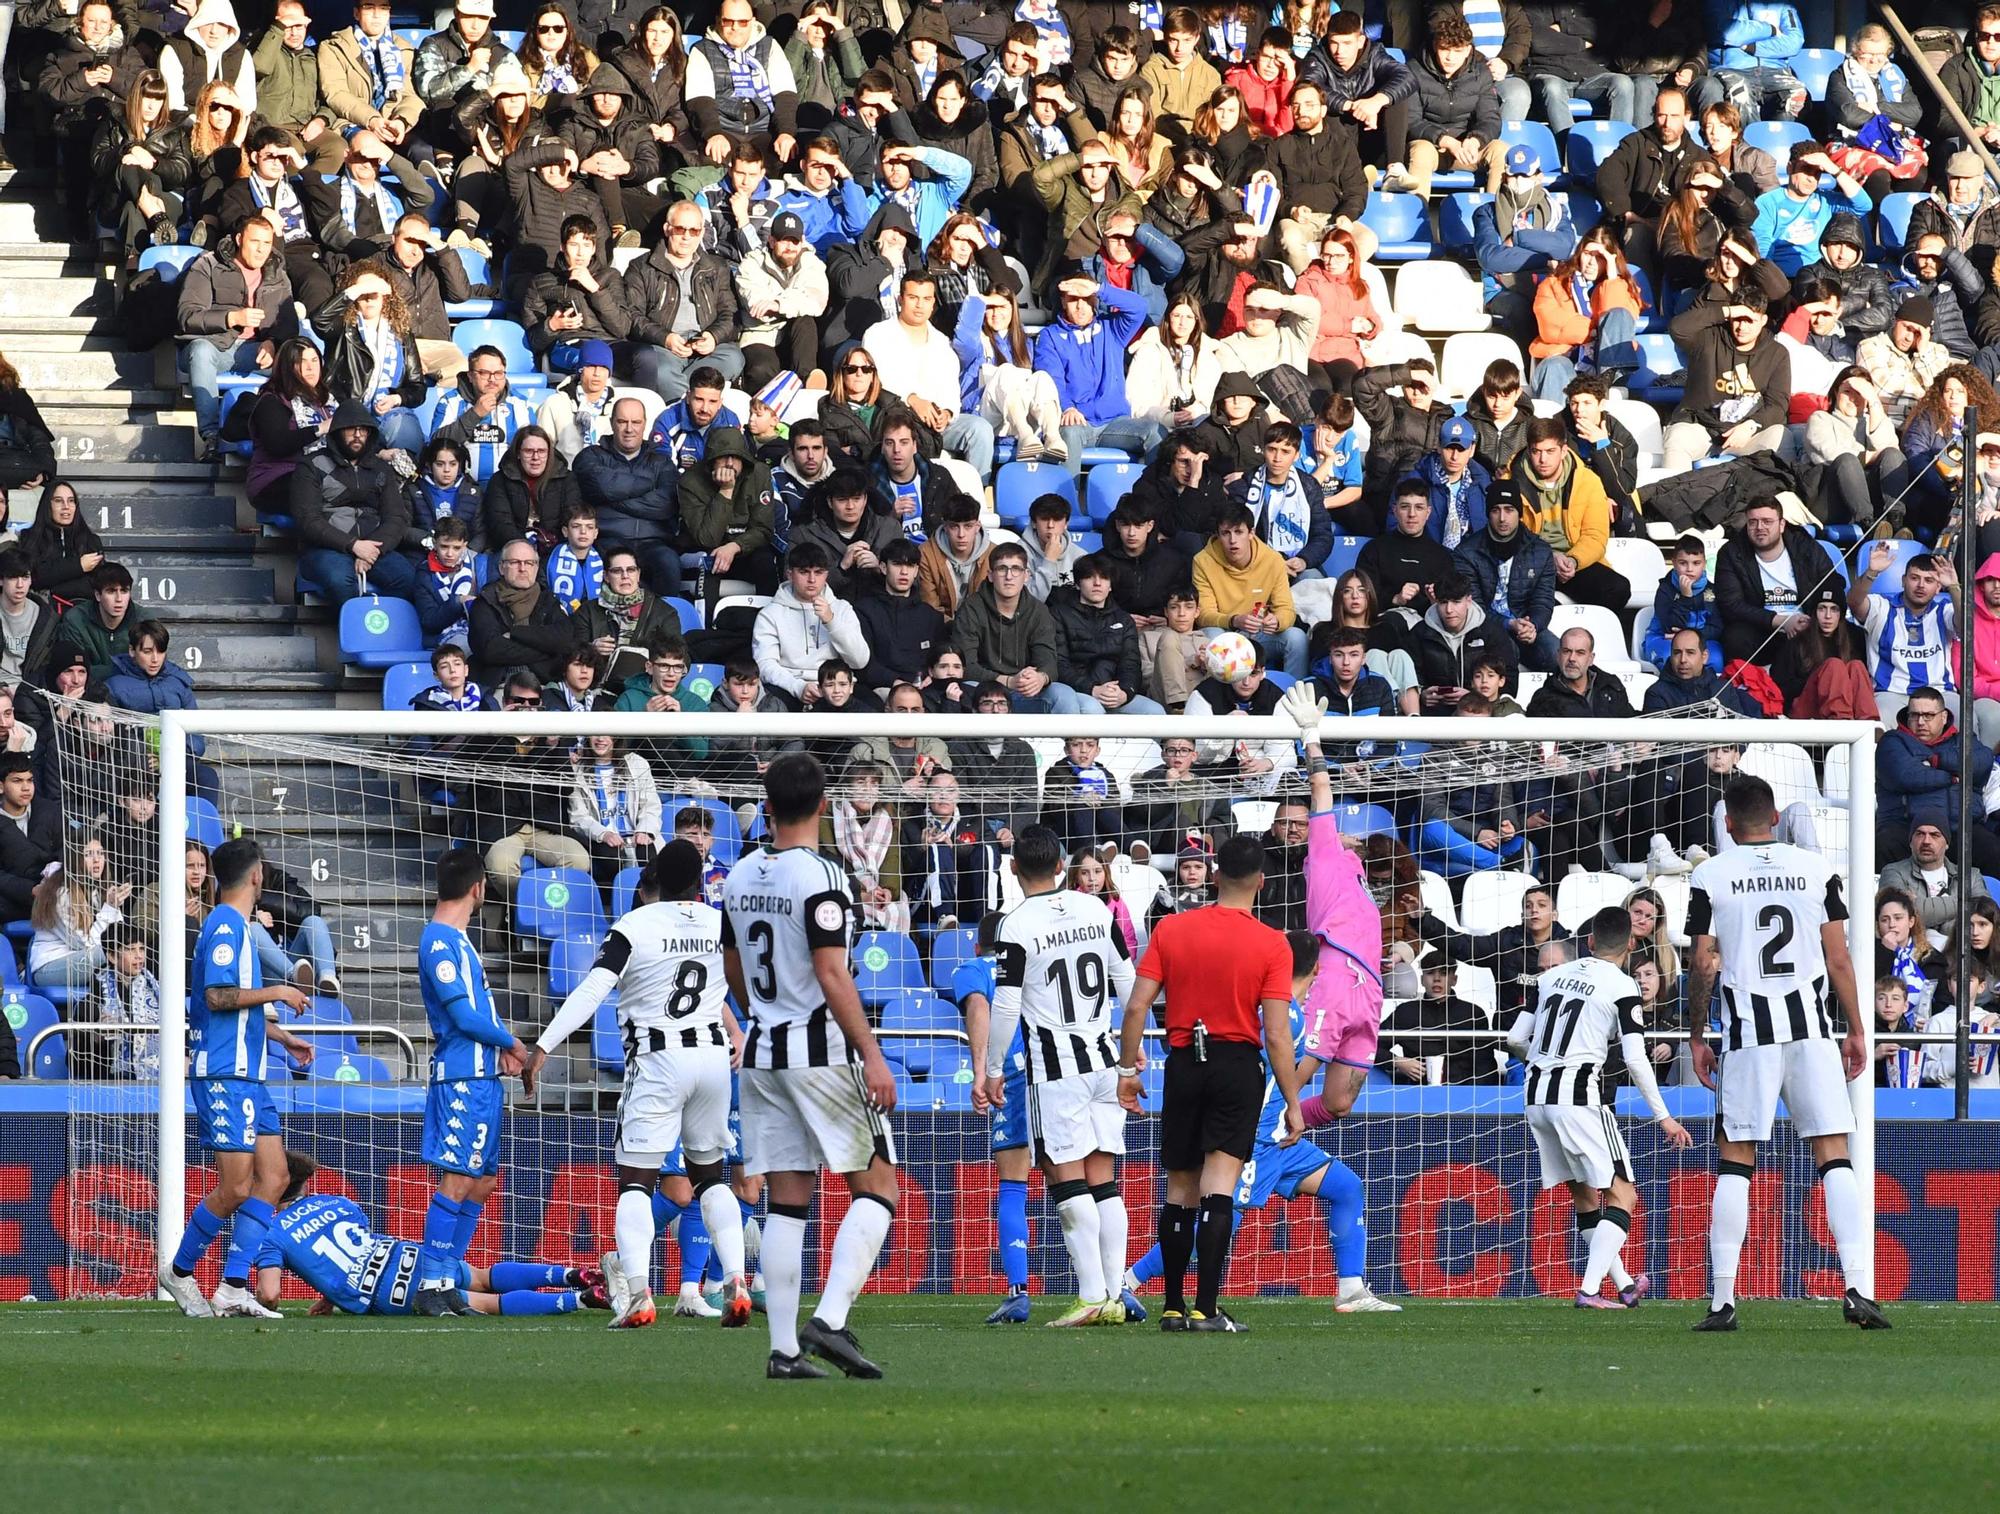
[123,706,1882,1304]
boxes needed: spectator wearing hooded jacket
[161,0,256,116]
[1794,211,1896,344]
[751,542,870,706]
[561,61,664,241]
[1900,231,1984,364]
[288,401,424,611]
[1452,480,1558,672]
[679,426,781,601]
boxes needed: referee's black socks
[1159,1203,1198,1314]
[1193,1194,1235,1318]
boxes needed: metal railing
[23,1021,421,1083]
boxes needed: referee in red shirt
[1118,833,1304,1332]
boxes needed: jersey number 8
[668,960,708,1018]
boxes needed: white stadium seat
[1549,603,1637,668]
[1440,332,1524,400]
[1394,260,1492,333]
[1459,870,1536,934]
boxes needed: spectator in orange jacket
[1529,227,1644,403]
[1223,27,1298,138]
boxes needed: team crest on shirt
[211,944,234,967]
[435,960,458,984]
[814,899,847,931]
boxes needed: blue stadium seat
[1877,191,1923,255]
[662,594,702,630]
[1629,332,1687,405]
[1332,802,1397,839]
[1072,529,1103,554]
[138,244,202,281]
[929,925,981,994]
[0,945,20,990]
[1263,670,1296,690]
[514,867,606,941]
[1819,538,1851,585]
[186,798,223,850]
[663,793,743,865]
[495,28,523,50]
[8,993,63,1079]
[1359,191,1432,260]
[683,662,724,703]
[339,594,425,668]
[611,865,644,918]
[1792,48,1844,101]
[591,998,625,1073]
[549,932,602,998]
[310,1050,395,1082]
[1438,192,1489,250]
[443,247,506,320]
[852,930,924,1008]
[1324,535,1370,581]
[1563,119,1635,181]
[1085,461,1143,525]
[382,659,438,711]
[452,318,538,380]
[217,386,260,459]
[995,460,1076,528]
[1627,263,1665,332]
[882,990,962,1034]
[1869,538,1931,582]
[1498,120,1561,180]
[1740,119,1813,161]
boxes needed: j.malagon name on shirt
[1028,923,1111,952]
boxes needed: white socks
[1710,1168,1751,1311]
[1821,1160,1870,1297]
[614,1189,655,1298]
[1580,1208,1630,1294]
[762,1212,807,1357]
[816,1196,892,1331]
[1055,1189,1107,1304]
[700,1184,747,1282]
[1094,1189,1128,1302]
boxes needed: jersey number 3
[745,921,777,1001]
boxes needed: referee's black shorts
[1159,1042,1264,1172]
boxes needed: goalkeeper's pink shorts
[1303,947,1382,1069]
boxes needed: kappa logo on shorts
[450,1098,466,1111]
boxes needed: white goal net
[19,703,1875,1306]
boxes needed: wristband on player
[1304,751,1328,776]
[1115,1065,1139,1078]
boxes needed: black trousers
[742,317,821,390]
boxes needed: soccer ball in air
[1203,631,1258,684]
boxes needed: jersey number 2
[1756,904,1797,979]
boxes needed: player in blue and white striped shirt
[161,838,315,1319]
[414,847,531,1315]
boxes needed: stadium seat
[1868,537,1930,582]
[138,244,203,282]
[452,318,538,380]
[1459,870,1536,934]
[514,866,606,941]
[1359,190,1432,260]
[442,247,506,320]
[1498,120,1561,181]
[1072,529,1103,554]
[683,662,724,702]
[1824,742,1850,801]
[1324,535,1369,581]
[1549,603,1635,667]
[1454,963,1497,1019]
[1619,670,1657,707]
[1438,192,1487,250]
[882,990,962,1034]
[995,460,1076,528]
[930,925,981,995]
[852,929,924,1008]
[610,865,644,918]
[1232,798,1277,833]
[1086,461,1143,525]
[338,594,424,668]
[1556,870,1631,931]
[935,455,986,512]
[1629,607,1656,669]
[310,1050,395,1083]
[662,594,702,630]
[1417,869,1459,931]
[1819,538,1851,586]
[1607,397,1664,463]
[1792,47,1843,100]
[382,659,437,711]
[1440,332,1524,400]
[186,798,223,850]
[1629,332,1686,405]
[9,992,63,1079]
[1563,119,1635,181]
[591,998,625,1073]
[1393,260,1491,333]
[1740,119,1813,161]
[548,932,603,998]
[1877,191,1923,256]
[664,794,743,865]
[1331,802,1397,839]
[1600,538,1666,610]
[1739,742,1825,809]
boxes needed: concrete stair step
[201,688,361,710]
[199,670,347,693]
[36,388,177,411]
[7,350,157,387]
[112,532,258,557]
[71,494,239,532]
[2,314,110,337]
[0,280,105,319]
[170,632,326,673]
[0,244,94,280]
[122,561,274,605]
[2,328,131,352]
[173,603,331,629]
[34,423,203,465]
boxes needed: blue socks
[420,1194,463,1287]
[652,1193,683,1234]
[490,1261,567,1291]
[221,1198,273,1286]
[497,1290,577,1315]
[677,1200,712,1285]
[1321,1160,1366,1278]
[452,1198,484,1269]
[171,1197,226,1276]
[998,1179,1030,1291]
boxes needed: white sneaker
[1646,833,1693,876]
[1685,844,1711,866]
[317,972,342,998]
[600,1250,632,1317]
[1611,862,1648,882]
[1334,1285,1403,1314]
[1382,163,1413,192]
[211,1282,282,1319]
[159,1265,213,1318]
[673,1284,722,1318]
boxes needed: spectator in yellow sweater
[1191,504,1306,675]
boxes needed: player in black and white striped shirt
[524,842,751,1331]
[723,753,901,1380]
[982,826,1138,1328]
[1687,775,1887,1331]
[1507,907,1691,1310]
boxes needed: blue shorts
[368,1242,468,1315]
[1233,1137,1333,1211]
[199,1077,280,1153]
[422,1077,504,1177]
[992,1060,1029,1154]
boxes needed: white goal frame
[151,710,1879,1294]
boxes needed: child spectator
[744,373,794,461]
[30,858,126,992]
[406,436,483,546]
[1022,491,1081,601]
[1040,735,1124,858]
[707,658,802,785]
[921,646,971,713]
[570,732,663,900]
[1380,951,1504,1085]
[1141,584,1208,713]
[1066,845,1136,956]
[413,643,482,712]
[418,515,478,648]
[673,805,732,905]
[1643,536,1723,672]
[802,658,865,769]
[547,502,604,610]
[1873,974,1926,1089]
[1308,392,1366,532]
[95,924,161,1081]
[543,646,612,713]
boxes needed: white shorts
[615,1043,735,1168]
[738,1063,896,1176]
[1527,1102,1631,1191]
[1029,1067,1126,1166]
[1717,1038,1856,1144]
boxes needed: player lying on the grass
[1124,930,1399,1314]
[252,1149,609,1316]
[982,826,1139,1328]
[524,842,754,1330]
[1687,774,1889,1333]
[1505,906,1693,1310]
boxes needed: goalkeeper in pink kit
[1283,684,1385,1125]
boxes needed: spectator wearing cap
[1454,479,1559,673]
[1226,420,1330,581]
[1908,149,2000,265]
[289,401,425,612]
[1473,142,1577,345]
[1033,266,1161,475]
[430,342,538,483]
[736,209,828,394]
[1857,299,1955,429]
[1416,415,1492,552]
[535,340,624,462]
[1882,815,1991,935]
[1750,142,1872,281]
[1901,231,1984,364]
[412,0,510,134]
[1663,284,1789,471]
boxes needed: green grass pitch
[5,1297,1996,1512]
